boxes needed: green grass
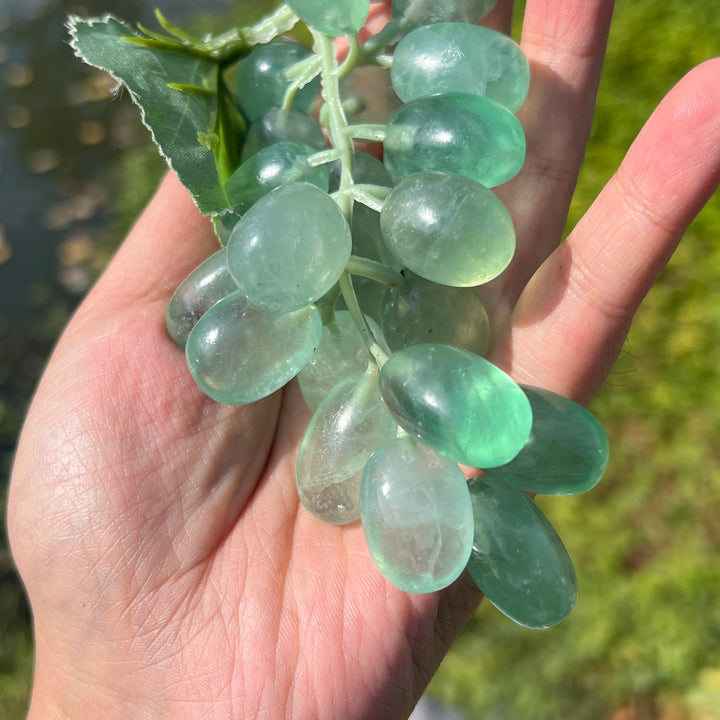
[427,1,720,718]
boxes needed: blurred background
[1,1,719,718]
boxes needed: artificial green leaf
[67,15,232,214]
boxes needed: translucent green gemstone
[235,40,319,121]
[482,386,609,495]
[185,291,322,405]
[297,370,398,525]
[241,107,327,162]
[361,436,474,593]
[380,171,515,286]
[383,93,525,187]
[378,343,532,467]
[391,0,498,25]
[381,274,491,356]
[285,0,370,36]
[297,310,377,411]
[467,476,577,628]
[227,183,351,313]
[391,23,530,112]
[225,141,329,214]
[165,249,240,347]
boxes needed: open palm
[9,1,720,718]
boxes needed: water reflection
[0,0,231,318]
[0,0,235,442]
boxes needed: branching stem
[339,272,389,368]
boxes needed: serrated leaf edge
[66,14,194,209]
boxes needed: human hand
[9,1,720,717]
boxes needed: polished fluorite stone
[297,310,378,411]
[380,171,515,287]
[383,93,525,188]
[361,436,474,593]
[381,274,491,356]
[165,249,240,347]
[241,107,327,162]
[285,0,370,35]
[378,343,532,467]
[297,370,398,524]
[227,182,351,313]
[225,141,329,214]
[390,0,498,25]
[235,40,319,121]
[481,385,609,495]
[391,23,530,112]
[467,476,577,628]
[185,291,322,405]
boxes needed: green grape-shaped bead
[467,476,577,628]
[225,141,329,214]
[165,249,240,347]
[185,291,322,405]
[297,310,380,411]
[383,92,525,187]
[380,171,515,287]
[361,436,474,593]
[297,369,398,525]
[381,273,491,356]
[298,310,381,412]
[227,183,351,313]
[391,23,530,112]
[235,40,319,121]
[241,107,327,162]
[482,386,609,495]
[378,343,532,467]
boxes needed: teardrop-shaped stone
[378,343,532,468]
[165,249,240,347]
[235,40,320,121]
[226,182,351,313]
[381,273,491,356]
[297,370,398,525]
[185,291,322,405]
[297,310,379,411]
[361,436,474,593]
[241,107,327,162]
[383,92,525,187]
[226,141,329,214]
[379,171,515,287]
[392,23,530,112]
[483,386,609,495]
[467,476,577,628]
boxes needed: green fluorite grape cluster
[75,0,609,629]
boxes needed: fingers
[491,58,720,404]
[489,0,616,308]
